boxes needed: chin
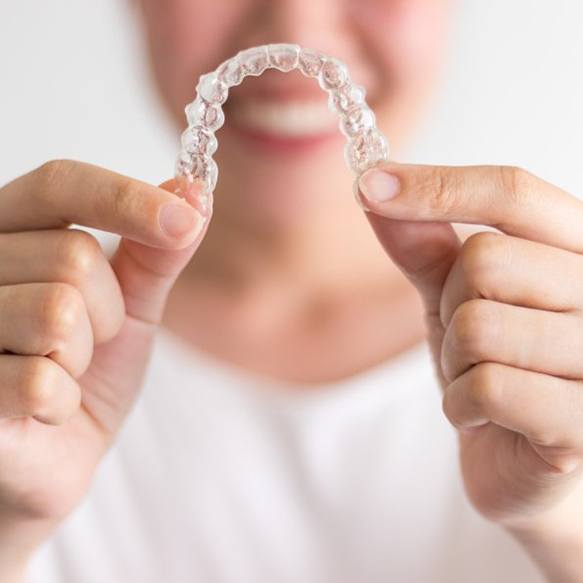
[214,175,329,227]
[217,124,351,193]
[215,146,353,225]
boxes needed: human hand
[358,163,583,580]
[0,160,207,570]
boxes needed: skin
[0,0,582,581]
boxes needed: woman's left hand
[357,163,583,576]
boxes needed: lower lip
[226,121,342,156]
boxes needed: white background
[1,1,582,197]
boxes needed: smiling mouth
[223,98,342,154]
[209,56,377,150]
[229,98,338,137]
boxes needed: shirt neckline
[155,325,434,398]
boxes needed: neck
[165,167,427,384]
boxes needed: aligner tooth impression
[175,44,389,216]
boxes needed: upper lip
[226,70,328,103]
[224,70,376,109]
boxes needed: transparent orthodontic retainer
[174,44,390,218]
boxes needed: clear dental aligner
[175,44,389,215]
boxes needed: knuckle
[460,231,509,292]
[467,362,504,410]
[441,388,461,427]
[56,229,102,283]
[441,387,475,430]
[423,168,461,214]
[546,457,581,476]
[111,177,141,219]
[448,299,499,361]
[99,301,125,345]
[35,159,75,192]
[40,283,85,346]
[530,430,561,450]
[498,165,536,207]
[19,357,59,417]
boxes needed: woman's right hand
[0,160,206,578]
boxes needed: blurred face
[139,0,449,226]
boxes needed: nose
[242,0,356,60]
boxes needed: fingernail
[159,203,202,239]
[359,169,400,202]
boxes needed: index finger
[0,160,204,248]
[357,163,583,253]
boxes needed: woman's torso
[28,329,543,582]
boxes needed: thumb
[363,210,460,388]
[110,179,210,324]
[364,213,460,315]
[356,163,461,314]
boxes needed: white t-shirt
[28,328,543,582]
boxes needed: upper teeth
[230,100,338,137]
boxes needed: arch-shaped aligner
[175,44,389,214]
